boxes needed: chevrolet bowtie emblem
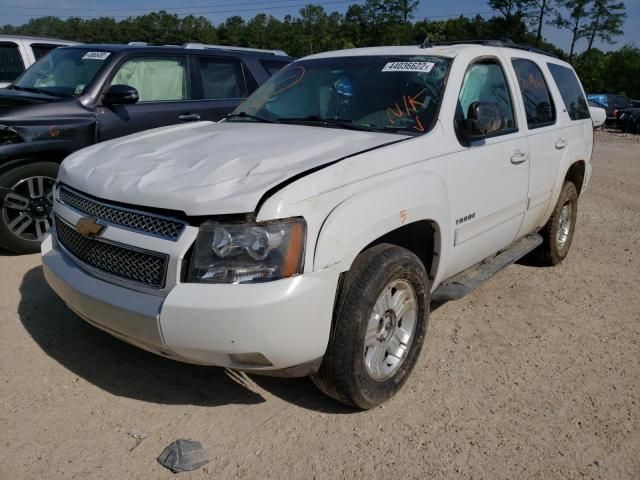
[75,216,104,238]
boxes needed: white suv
[41,41,593,408]
[0,35,77,87]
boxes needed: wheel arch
[0,151,68,178]
[565,159,586,196]
[313,172,449,284]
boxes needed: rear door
[97,54,197,141]
[187,54,255,122]
[508,57,563,236]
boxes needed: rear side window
[111,56,190,102]
[547,63,590,120]
[197,57,247,99]
[260,59,290,76]
[0,42,25,83]
[458,59,517,135]
[31,44,61,61]
[512,59,555,128]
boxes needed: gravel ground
[1,138,639,479]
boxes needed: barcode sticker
[382,62,435,73]
[82,51,111,61]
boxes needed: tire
[312,244,430,409]
[531,181,578,266]
[0,161,59,254]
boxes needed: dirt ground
[1,134,639,480]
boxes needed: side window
[458,59,516,134]
[260,59,291,76]
[31,44,60,61]
[110,56,189,102]
[547,63,590,120]
[512,58,555,128]
[197,57,247,100]
[0,42,25,83]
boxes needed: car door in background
[0,41,25,87]
[97,54,197,141]
[188,55,255,122]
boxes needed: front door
[444,56,530,277]
[97,54,198,141]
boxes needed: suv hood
[59,121,406,216]
[0,87,62,108]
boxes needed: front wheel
[312,244,430,409]
[0,162,59,254]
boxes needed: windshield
[13,48,111,97]
[230,55,452,135]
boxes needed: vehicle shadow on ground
[17,266,355,414]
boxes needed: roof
[0,34,77,44]
[302,42,570,67]
[58,43,292,59]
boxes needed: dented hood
[59,121,405,216]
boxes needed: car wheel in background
[0,161,59,254]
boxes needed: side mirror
[103,84,139,106]
[457,101,506,140]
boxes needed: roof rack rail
[182,43,288,56]
[420,38,559,58]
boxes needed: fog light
[229,352,273,366]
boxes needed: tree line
[1,0,637,97]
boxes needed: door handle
[510,152,528,165]
[178,113,201,122]
[555,139,568,150]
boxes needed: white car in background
[42,40,593,409]
[0,35,77,87]
[588,100,607,128]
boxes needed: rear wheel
[0,162,59,254]
[312,244,430,409]
[531,181,578,266]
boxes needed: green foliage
[584,0,626,52]
[574,47,640,98]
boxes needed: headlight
[0,126,24,146]
[187,218,306,284]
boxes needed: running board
[432,233,543,303]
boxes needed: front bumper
[41,233,340,373]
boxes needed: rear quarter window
[547,63,590,120]
[512,58,555,128]
[0,42,25,83]
[260,59,291,76]
[31,44,62,61]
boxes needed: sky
[1,0,638,55]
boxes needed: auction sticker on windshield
[382,62,435,73]
[82,51,111,61]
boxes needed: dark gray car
[0,43,292,253]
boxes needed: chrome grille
[55,216,168,288]
[58,186,186,241]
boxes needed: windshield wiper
[277,116,376,132]
[9,85,61,97]
[381,125,423,135]
[225,111,276,123]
